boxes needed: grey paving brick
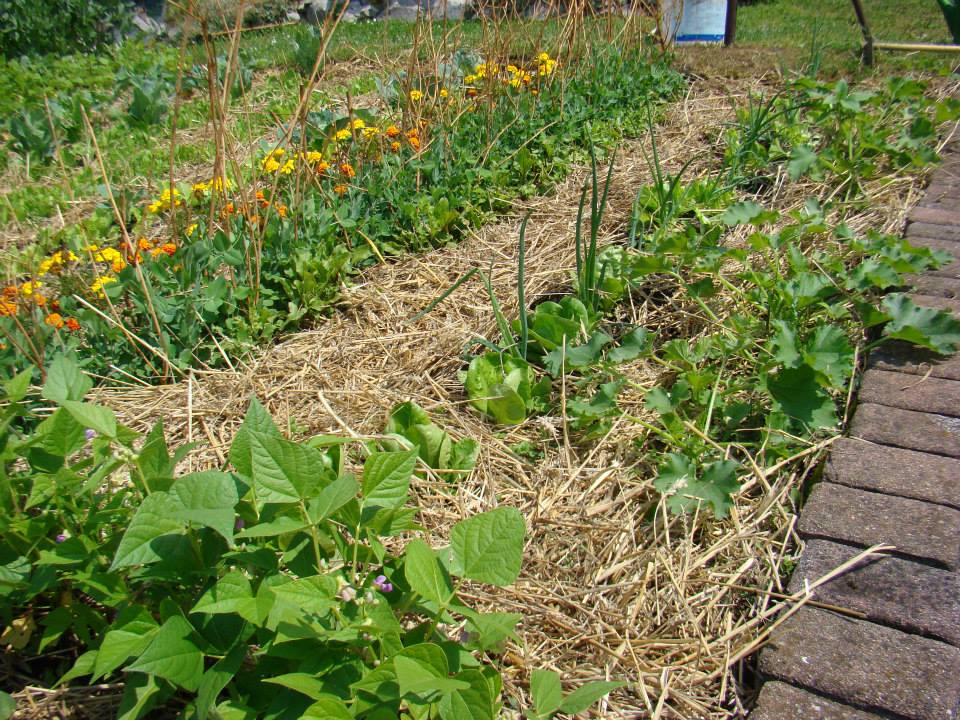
[751,681,887,720]
[858,368,960,417]
[909,206,960,227]
[826,436,960,508]
[850,403,960,459]
[759,607,960,720]
[787,539,960,645]
[907,222,960,242]
[868,341,960,382]
[904,273,960,299]
[909,292,960,317]
[798,482,960,569]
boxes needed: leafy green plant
[0,0,133,58]
[1,355,622,718]
[382,400,478,480]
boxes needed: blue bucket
[660,0,728,44]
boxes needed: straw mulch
[20,75,951,718]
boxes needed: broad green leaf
[191,572,254,615]
[465,612,521,652]
[265,673,328,700]
[5,367,33,403]
[787,144,819,181]
[395,650,467,699]
[111,492,186,569]
[42,355,92,404]
[0,691,14,720]
[559,680,627,714]
[543,332,612,376]
[764,364,838,429]
[362,450,417,509]
[303,696,354,719]
[307,474,358,522]
[236,515,309,539]
[196,644,246,720]
[721,201,771,227]
[171,471,240,544]
[267,576,337,630]
[770,319,800,367]
[438,669,496,720]
[464,354,502,413]
[803,325,854,388]
[61,400,117,438]
[116,673,166,720]
[405,538,455,605]
[58,650,98,685]
[229,398,282,477]
[126,615,204,692]
[450,507,525,586]
[881,293,960,355]
[486,384,527,425]
[607,328,650,363]
[93,608,159,680]
[530,669,563,717]
[247,433,328,505]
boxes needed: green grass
[735,0,958,75]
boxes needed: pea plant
[0,357,619,718]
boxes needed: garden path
[753,135,960,720]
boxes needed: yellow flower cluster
[90,276,117,298]
[86,245,127,274]
[147,188,183,214]
[38,250,79,277]
[192,176,233,195]
[537,51,558,76]
[409,89,423,102]
[507,65,533,88]
[262,148,295,175]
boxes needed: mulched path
[751,137,960,720]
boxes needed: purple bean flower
[55,533,68,543]
[85,429,96,441]
[235,518,245,531]
[339,585,357,602]
[373,575,393,593]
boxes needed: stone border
[751,138,960,720]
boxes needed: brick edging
[750,138,960,720]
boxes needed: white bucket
[659,0,728,44]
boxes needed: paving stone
[909,292,960,317]
[759,607,960,720]
[858,368,960,417]
[787,539,960,646]
[904,273,960,299]
[850,403,960,459]
[798,482,960,569]
[907,221,960,242]
[826,437,960,508]
[764,612,960,716]
[751,682,886,720]
[909,206,960,227]
[868,341,960,381]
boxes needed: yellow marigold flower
[280,159,295,175]
[334,128,352,142]
[538,52,551,62]
[439,88,448,98]
[351,118,366,130]
[20,281,41,297]
[507,65,519,74]
[333,183,349,196]
[268,148,285,159]
[409,89,423,102]
[390,140,401,152]
[84,244,100,253]
[361,126,380,138]
[90,276,117,298]
[148,201,163,213]
[192,180,210,195]
[386,125,401,138]
[262,156,282,173]
[186,223,198,237]
[44,313,64,329]
[303,150,324,165]
[464,74,477,85]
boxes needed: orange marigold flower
[316,161,331,175]
[339,163,356,179]
[138,237,154,251]
[66,317,80,332]
[2,286,17,300]
[405,128,419,139]
[161,243,177,257]
[0,300,16,317]
[34,294,47,307]
[111,257,126,274]
[50,299,61,312]
[466,87,478,98]
[408,136,420,150]
[276,204,288,218]
[224,202,236,215]
[386,125,401,139]
[390,141,402,153]
[44,313,64,329]
[333,183,349,196]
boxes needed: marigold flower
[333,183,349,196]
[303,150,323,165]
[44,313,64,329]
[280,159,295,175]
[111,257,127,274]
[351,118,366,130]
[147,188,182,213]
[276,204,288,218]
[50,299,60,312]
[334,128,352,142]
[439,88,448,98]
[66,317,80,331]
[186,223,198,237]
[2,286,18,300]
[361,126,380,138]
[161,243,177,256]
[464,74,477,84]
[90,276,117,298]
[138,237,154,251]
[262,156,281,173]
[34,294,47,307]
[0,301,16,317]
[316,161,331,175]
[466,88,478,98]
[386,125,401,138]
[20,281,41,297]
[408,136,420,150]
[339,163,356,179]
[405,128,419,139]
[390,141,402,153]
[224,202,236,215]
[409,89,423,102]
